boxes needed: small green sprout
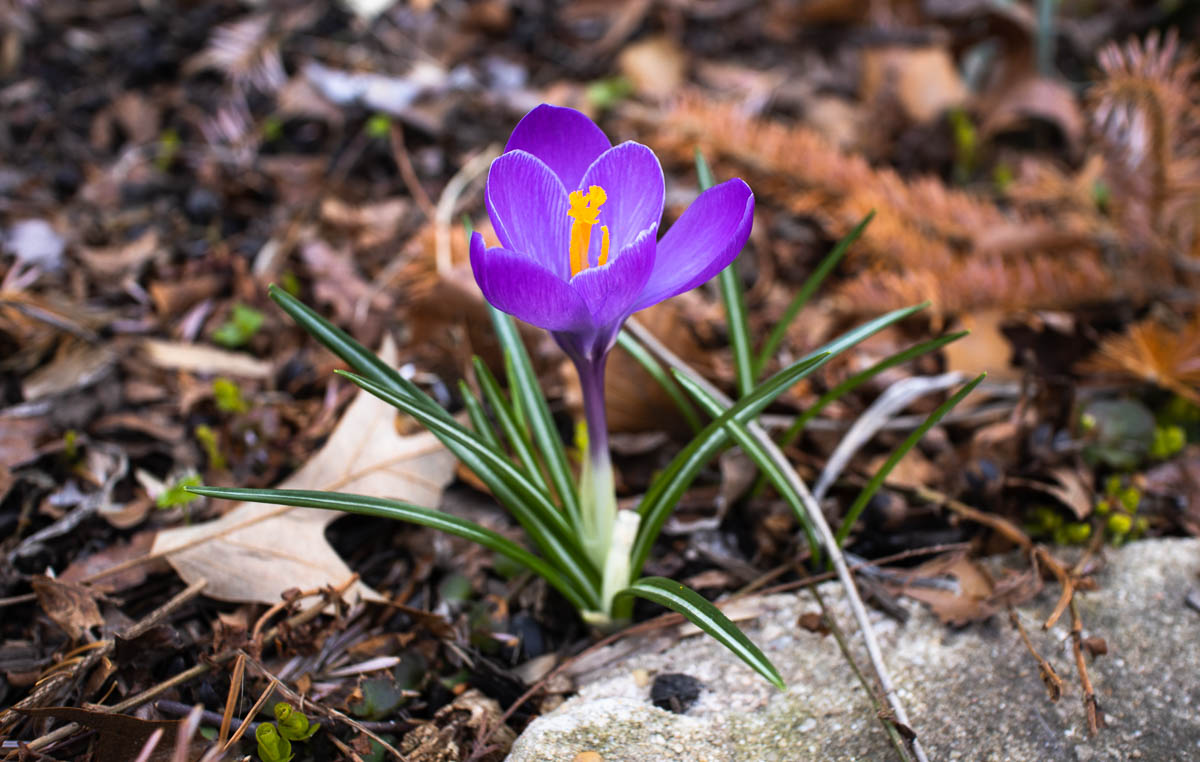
[262,116,284,143]
[1150,424,1185,460]
[213,304,264,348]
[213,377,248,414]
[279,270,302,297]
[194,424,226,470]
[255,722,293,762]
[586,76,633,111]
[157,475,203,509]
[1107,512,1132,535]
[63,430,80,462]
[365,113,391,139]
[156,128,181,172]
[274,702,320,742]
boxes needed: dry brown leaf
[151,338,457,604]
[618,36,687,100]
[140,338,273,378]
[980,75,1085,156]
[860,46,968,124]
[31,575,104,641]
[894,553,997,626]
[17,707,194,762]
[1008,468,1094,520]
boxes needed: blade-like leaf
[616,577,785,689]
[268,285,446,419]
[336,370,600,604]
[777,331,968,451]
[459,380,503,452]
[186,486,590,611]
[672,371,819,556]
[696,149,754,398]
[473,357,551,496]
[615,331,703,433]
[631,303,927,578]
[632,352,831,578]
[754,211,875,380]
[489,307,582,526]
[835,373,986,546]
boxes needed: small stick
[1008,609,1063,701]
[1069,599,1103,735]
[389,123,436,220]
[217,653,245,747]
[223,676,278,752]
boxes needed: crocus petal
[578,142,665,254]
[570,224,657,332]
[504,104,612,192]
[485,151,570,279]
[632,178,754,313]
[469,233,591,333]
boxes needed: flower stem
[576,353,616,574]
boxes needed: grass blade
[834,373,986,547]
[753,211,875,380]
[631,352,831,578]
[672,371,819,558]
[268,285,446,419]
[458,380,503,451]
[489,307,582,525]
[776,331,968,451]
[473,357,552,496]
[185,485,591,611]
[336,370,600,603]
[696,149,754,398]
[616,577,785,689]
[615,330,703,433]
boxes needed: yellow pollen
[567,185,610,277]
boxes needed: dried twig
[1069,599,1104,735]
[1009,609,1064,701]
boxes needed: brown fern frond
[1091,29,1200,256]
[1081,315,1200,403]
[832,249,1133,316]
[649,93,1127,317]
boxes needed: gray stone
[507,539,1200,761]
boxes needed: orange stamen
[567,185,608,277]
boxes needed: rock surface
[507,539,1200,761]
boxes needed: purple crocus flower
[470,105,753,607]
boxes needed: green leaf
[185,485,592,611]
[458,380,503,452]
[489,307,582,526]
[671,372,819,559]
[776,330,967,451]
[834,373,986,546]
[335,370,600,605]
[213,304,264,348]
[696,149,754,399]
[616,577,784,689]
[754,211,875,380]
[615,331,703,433]
[268,285,447,419]
[255,722,293,762]
[473,357,551,496]
[632,352,831,578]
[212,377,248,414]
[157,475,203,509]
